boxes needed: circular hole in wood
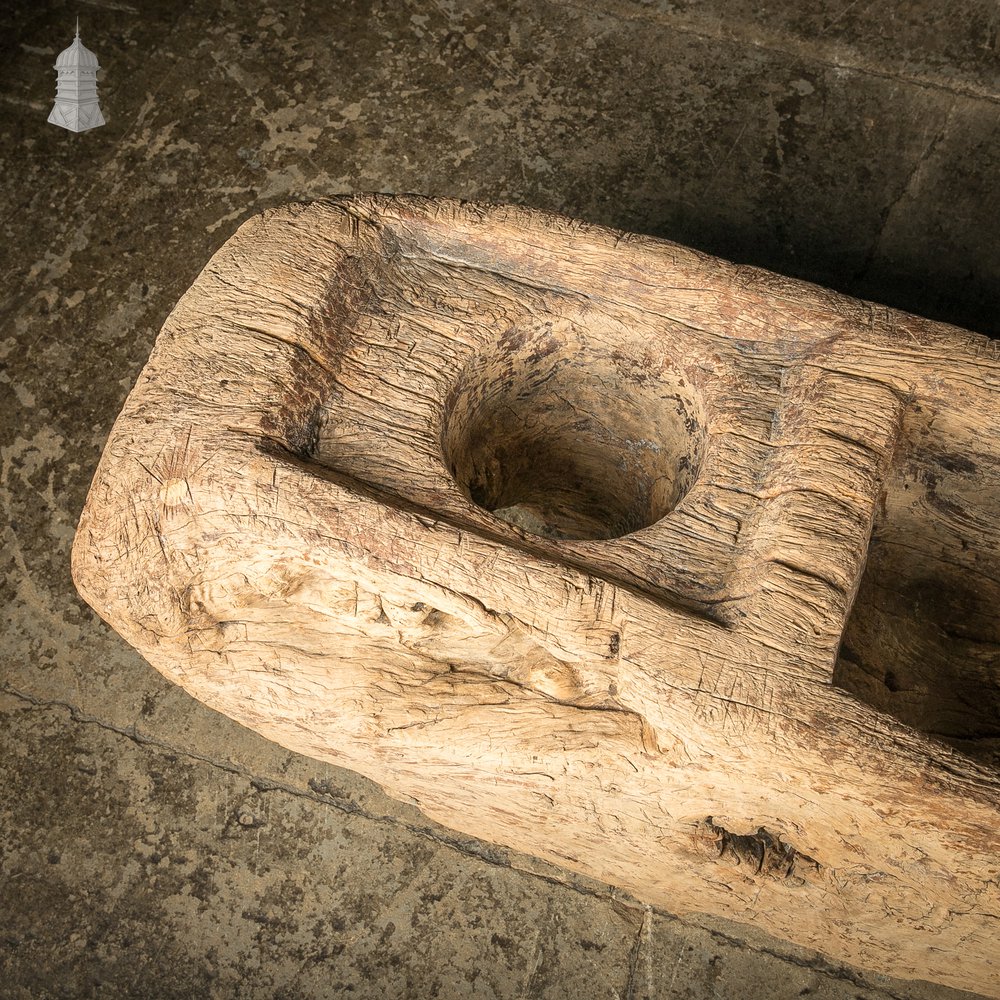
[441,320,705,540]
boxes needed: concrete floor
[1,0,998,997]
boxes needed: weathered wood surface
[73,196,1000,995]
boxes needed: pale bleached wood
[74,197,1000,996]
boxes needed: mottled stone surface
[1,0,996,997]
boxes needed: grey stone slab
[632,912,983,1000]
[557,0,1000,100]
[0,698,640,1000]
[1,697,983,998]
[856,98,1000,336]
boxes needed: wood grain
[73,196,1000,995]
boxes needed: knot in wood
[695,817,820,882]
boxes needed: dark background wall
[4,0,1000,342]
[1,1,997,998]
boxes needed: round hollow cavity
[441,320,705,541]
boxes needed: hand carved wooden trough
[73,197,1000,995]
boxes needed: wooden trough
[73,196,1000,995]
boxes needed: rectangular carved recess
[73,196,1000,997]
